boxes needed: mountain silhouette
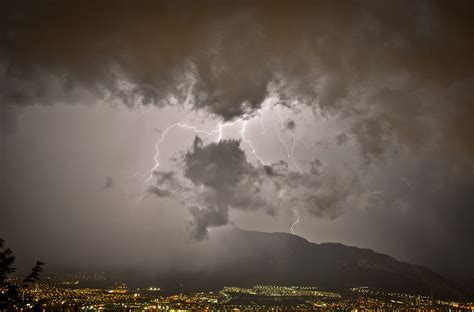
[148,228,465,299]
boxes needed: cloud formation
[148,137,374,239]
[2,1,472,159]
[180,138,268,239]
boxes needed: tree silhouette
[0,239,44,309]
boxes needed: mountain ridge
[111,228,468,300]
[165,228,464,299]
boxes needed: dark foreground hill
[124,228,466,299]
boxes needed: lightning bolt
[241,119,269,166]
[144,122,221,182]
[145,116,269,183]
[276,106,302,172]
[274,106,304,235]
[290,209,300,235]
[259,113,266,135]
[278,189,300,235]
[216,120,239,142]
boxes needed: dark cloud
[2,1,472,146]
[1,1,275,123]
[184,137,256,190]
[181,138,269,239]
[285,119,296,131]
[148,187,172,198]
[147,171,189,198]
[188,205,229,241]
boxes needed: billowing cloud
[266,158,374,219]
[144,137,261,238]
[179,138,270,239]
[2,1,473,156]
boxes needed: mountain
[147,228,465,299]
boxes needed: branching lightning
[144,108,304,236]
[145,117,269,183]
[216,120,239,142]
[241,120,269,166]
[144,122,221,182]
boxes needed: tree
[0,239,44,309]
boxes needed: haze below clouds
[1,0,473,281]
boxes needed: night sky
[1,0,473,281]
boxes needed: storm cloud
[2,0,473,152]
[1,0,473,282]
[175,137,269,239]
